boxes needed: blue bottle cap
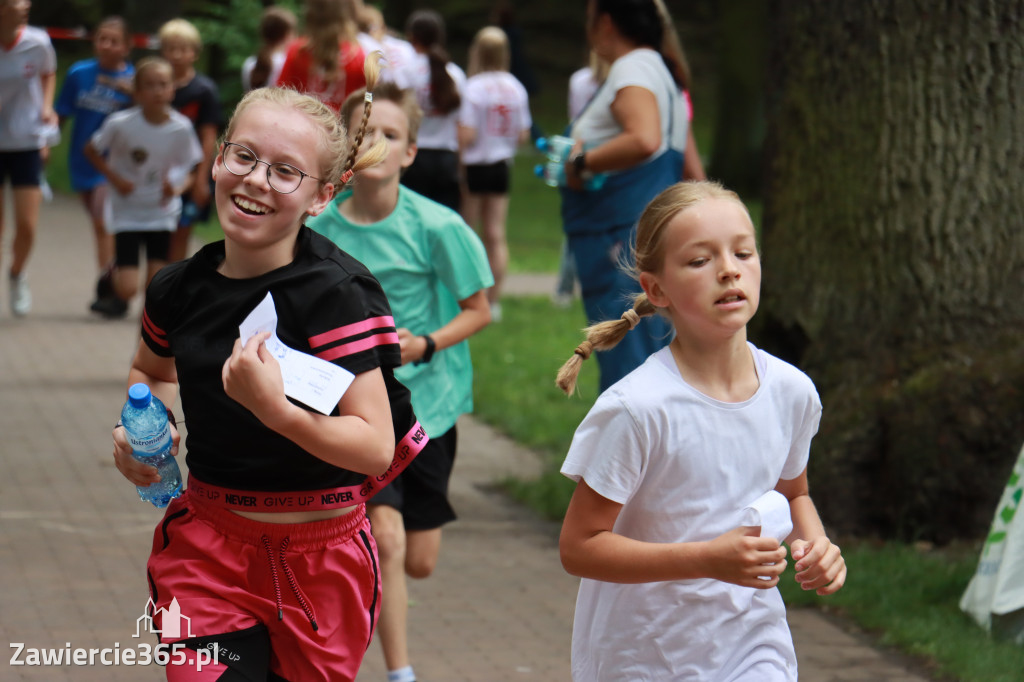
[128,383,153,409]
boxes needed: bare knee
[368,506,406,565]
[404,528,442,579]
[404,554,436,579]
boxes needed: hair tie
[573,341,593,360]
[364,92,373,103]
[340,169,354,185]
[621,309,641,330]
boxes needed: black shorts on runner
[465,160,510,194]
[371,425,457,531]
[115,230,172,267]
[0,149,42,187]
[400,149,461,212]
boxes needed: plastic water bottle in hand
[533,136,607,191]
[120,383,182,507]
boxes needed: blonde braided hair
[340,51,387,183]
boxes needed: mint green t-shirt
[309,187,494,437]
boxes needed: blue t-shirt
[55,58,134,191]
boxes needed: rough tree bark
[759,0,1024,541]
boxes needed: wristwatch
[569,150,587,174]
[414,334,436,365]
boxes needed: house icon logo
[135,597,194,639]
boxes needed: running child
[55,15,135,317]
[0,0,57,317]
[158,18,222,263]
[110,59,420,680]
[83,57,202,313]
[556,181,846,680]
[457,26,531,321]
[309,81,492,682]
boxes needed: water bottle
[121,383,182,507]
[533,136,607,191]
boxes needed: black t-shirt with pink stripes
[141,225,416,492]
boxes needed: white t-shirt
[240,51,287,91]
[561,343,821,681]
[0,26,57,151]
[570,48,686,165]
[458,71,531,166]
[405,53,466,151]
[378,35,418,88]
[90,107,203,232]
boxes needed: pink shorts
[146,489,380,681]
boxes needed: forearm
[457,124,476,150]
[41,72,57,115]
[584,129,660,174]
[786,492,826,545]
[431,302,490,351]
[561,530,711,584]
[266,403,394,476]
[683,127,706,181]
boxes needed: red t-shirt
[277,38,366,111]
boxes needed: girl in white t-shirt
[0,0,57,317]
[457,26,531,317]
[398,9,465,212]
[556,181,847,681]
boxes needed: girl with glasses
[110,55,423,681]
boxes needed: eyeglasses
[220,142,320,194]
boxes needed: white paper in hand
[740,490,794,580]
[740,490,794,543]
[238,292,355,415]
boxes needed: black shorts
[465,160,510,194]
[400,149,461,212]
[115,231,172,266]
[0,149,42,187]
[370,425,457,531]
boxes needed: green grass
[469,296,598,519]
[506,151,566,272]
[779,541,1024,682]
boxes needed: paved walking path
[0,193,934,680]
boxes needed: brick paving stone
[1,194,935,681]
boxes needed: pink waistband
[187,421,428,513]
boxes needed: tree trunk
[759,0,1024,542]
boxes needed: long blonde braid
[340,51,386,183]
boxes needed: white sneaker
[10,273,30,317]
[490,302,502,323]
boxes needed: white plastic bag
[960,442,1024,644]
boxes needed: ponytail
[556,294,660,395]
[250,46,274,90]
[341,51,388,184]
[427,47,460,114]
[406,9,460,114]
[249,7,296,90]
